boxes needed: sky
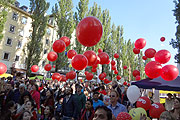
[18,0,177,66]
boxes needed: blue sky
[18,0,177,66]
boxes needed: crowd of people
[0,76,179,120]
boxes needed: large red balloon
[98,52,109,64]
[52,73,61,81]
[71,54,88,70]
[145,61,162,78]
[133,70,140,77]
[160,37,165,42]
[145,48,156,58]
[83,50,97,66]
[133,48,140,54]
[149,103,165,118]
[136,96,151,110]
[86,72,93,80]
[47,51,58,62]
[69,71,76,80]
[53,40,66,53]
[135,75,141,81]
[135,38,146,49]
[114,53,119,58]
[117,112,132,120]
[154,50,171,64]
[44,64,52,71]
[161,65,179,81]
[99,73,105,80]
[0,63,7,75]
[76,16,103,47]
[117,75,121,80]
[111,60,116,66]
[67,49,77,59]
[98,48,103,53]
[31,65,39,72]
[142,56,147,60]
[123,65,127,69]
[114,70,118,74]
[60,36,70,47]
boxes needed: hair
[44,105,54,118]
[25,100,36,111]
[46,88,54,96]
[110,90,119,98]
[15,82,20,88]
[17,110,31,120]
[95,106,112,120]
[93,91,100,96]
[6,101,15,110]
[32,83,39,91]
[160,111,175,120]
[19,91,33,105]
[175,97,180,103]
[87,99,93,105]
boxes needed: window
[12,12,18,21]
[46,28,51,35]
[15,55,19,61]
[3,52,10,60]
[44,49,47,54]
[6,38,12,46]
[46,39,49,44]
[21,17,27,24]
[19,30,24,36]
[17,41,21,48]
[9,25,15,33]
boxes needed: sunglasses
[109,95,116,97]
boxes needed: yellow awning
[0,73,13,78]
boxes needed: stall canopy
[131,76,180,91]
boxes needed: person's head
[6,81,13,91]
[75,84,82,93]
[18,110,31,120]
[24,100,34,111]
[112,80,117,88]
[19,84,26,94]
[93,92,100,101]
[46,89,53,98]
[32,83,38,91]
[6,101,16,111]
[65,87,73,95]
[109,90,119,104]
[21,91,32,104]
[44,106,54,116]
[167,93,172,98]
[14,82,20,89]
[160,111,174,120]
[93,106,112,120]
[174,98,180,109]
[85,99,93,110]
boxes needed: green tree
[26,0,49,76]
[52,0,74,72]
[0,0,14,41]
[170,0,180,63]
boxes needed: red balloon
[86,72,93,80]
[53,65,55,68]
[94,56,100,64]
[114,70,118,74]
[135,75,141,81]
[133,70,140,77]
[111,60,116,66]
[136,96,151,110]
[135,38,146,49]
[145,61,162,78]
[53,40,66,53]
[123,81,127,85]
[142,56,147,60]
[155,50,171,64]
[83,50,97,66]
[98,48,103,53]
[44,64,52,71]
[69,71,76,80]
[161,65,179,81]
[106,60,110,64]
[98,52,109,64]
[117,75,121,80]
[123,65,127,69]
[52,73,61,81]
[145,48,156,58]
[61,75,67,82]
[66,72,70,79]
[133,48,140,54]
[91,68,97,73]
[67,49,77,59]
[117,112,132,120]
[149,103,165,118]
[104,78,111,84]
[99,73,105,80]
[71,54,88,70]
[102,72,107,77]
[160,37,165,42]
[92,64,98,69]
[0,63,7,75]
[47,51,58,62]
[85,71,89,75]
[76,16,103,47]
[114,53,119,58]
[111,65,116,70]
[128,83,130,86]
[60,36,70,47]
[31,65,39,72]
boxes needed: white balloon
[127,85,141,104]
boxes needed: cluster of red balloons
[52,72,67,82]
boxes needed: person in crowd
[93,106,112,120]
[111,80,122,99]
[107,90,127,118]
[121,86,129,106]
[80,99,95,120]
[41,88,54,115]
[170,98,180,119]
[17,110,32,120]
[19,83,27,95]
[74,84,86,117]
[13,82,21,103]
[4,81,14,105]
[30,83,40,111]
[92,92,104,110]
[165,93,174,111]
[61,87,78,120]
[159,111,175,120]
[0,79,6,114]
[41,106,54,120]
